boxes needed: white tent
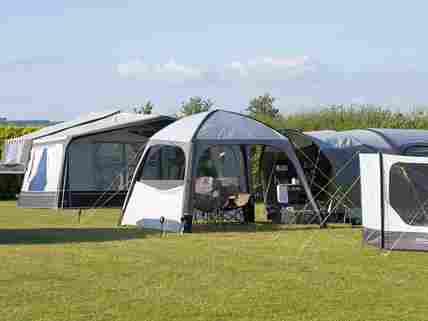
[120,110,321,231]
[17,111,175,208]
[361,153,428,251]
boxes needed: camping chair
[193,177,228,223]
[221,192,252,223]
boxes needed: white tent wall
[361,153,428,251]
[21,142,64,193]
[19,142,64,208]
[122,183,185,230]
[120,139,190,230]
[360,154,382,247]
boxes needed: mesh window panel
[68,142,145,192]
[94,143,128,191]
[194,145,246,212]
[139,145,186,185]
[390,162,428,226]
[196,145,245,191]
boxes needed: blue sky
[1,1,427,120]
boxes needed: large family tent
[361,153,428,251]
[17,111,175,208]
[120,110,322,231]
[279,129,428,224]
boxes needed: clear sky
[1,1,427,120]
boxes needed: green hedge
[0,126,39,160]
[282,105,428,131]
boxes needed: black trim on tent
[379,152,385,249]
[32,110,121,141]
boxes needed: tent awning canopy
[2,110,175,166]
[32,112,175,145]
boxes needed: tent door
[361,153,428,251]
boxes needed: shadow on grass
[0,228,155,244]
[191,222,358,233]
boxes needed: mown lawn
[0,201,427,321]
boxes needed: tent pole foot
[77,209,82,223]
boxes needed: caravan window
[140,145,185,181]
[390,162,428,226]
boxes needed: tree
[247,93,279,118]
[134,101,154,115]
[180,96,214,116]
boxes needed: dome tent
[119,110,321,231]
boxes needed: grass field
[1,201,428,321]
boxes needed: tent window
[196,145,246,194]
[140,145,185,181]
[390,162,428,226]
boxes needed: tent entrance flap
[260,146,311,223]
[120,143,187,230]
[361,153,428,251]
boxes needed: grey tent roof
[369,128,428,153]
[304,129,392,152]
[16,110,120,142]
[304,128,428,154]
[152,110,283,143]
[33,112,175,145]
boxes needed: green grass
[1,201,428,321]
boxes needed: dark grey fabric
[363,228,428,251]
[370,128,428,153]
[196,111,283,141]
[61,191,127,208]
[389,162,428,226]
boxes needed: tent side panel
[60,129,148,209]
[18,142,64,208]
[121,182,184,231]
[120,140,188,230]
[360,154,382,247]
